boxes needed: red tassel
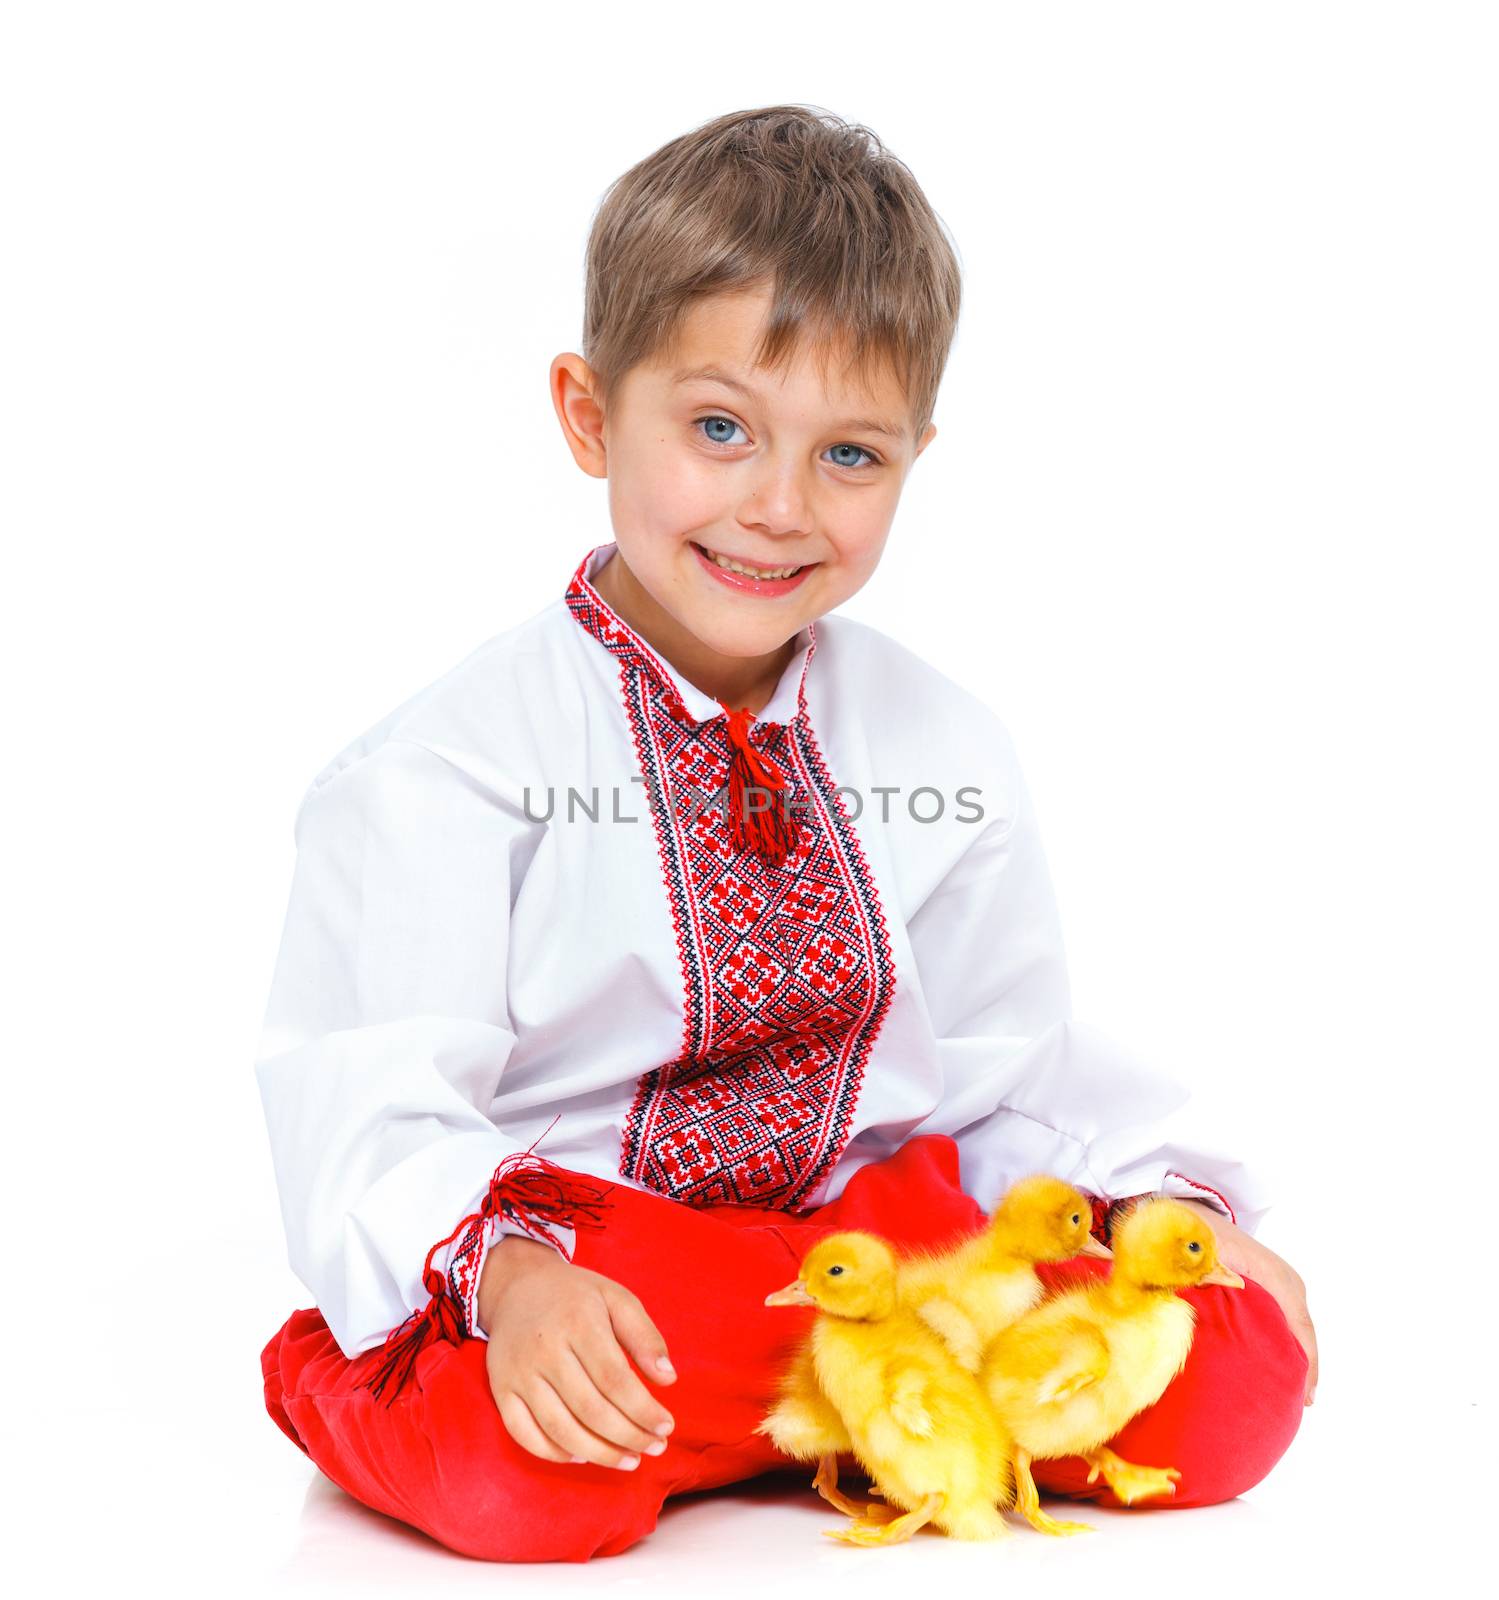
[355,1136,614,1406]
[718,700,798,867]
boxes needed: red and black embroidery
[565,547,897,1212]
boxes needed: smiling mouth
[692,541,812,581]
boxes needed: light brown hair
[582,104,963,442]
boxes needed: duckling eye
[1187,1241,1202,1253]
[1070,1213,1080,1226]
[827,1265,845,1276]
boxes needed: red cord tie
[354,1146,614,1406]
[717,699,798,868]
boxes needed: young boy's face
[557,281,936,703]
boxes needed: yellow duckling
[765,1231,1013,1546]
[754,1340,866,1517]
[900,1174,1112,1372]
[981,1196,1245,1536]
[756,1174,1108,1514]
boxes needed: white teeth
[702,546,804,580]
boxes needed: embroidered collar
[564,541,818,727]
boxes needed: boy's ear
[914,421,937,458]
[551,352,608,479]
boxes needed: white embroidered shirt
[255,540,1265,1361]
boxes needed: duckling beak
[1201,1263,1246,1288]
[765,1278,816,1308]
[1078,1235,1113,1260]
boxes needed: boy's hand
[1177,1198,1319,1405]
[475,1234,678,1469]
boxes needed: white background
[4,2,1492,1594]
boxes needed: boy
[257,105,1313,1563]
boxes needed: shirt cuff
[1085,1171,1237,1247]
[451,1212,577,1342]
[1158,1169,1237,1224]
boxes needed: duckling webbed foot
[812,1453,884,1520]
[1013,1449,1093,1537]
[850,1497,905,1526]
[1083,1445,1181,1505]
[823,1491,943,1546]
[846,1484,904,1524]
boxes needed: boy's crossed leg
[260,1135,1305,1561]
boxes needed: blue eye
[826,442,877,470]
[699,415,744,446]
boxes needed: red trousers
[260,1134,1307,1562]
